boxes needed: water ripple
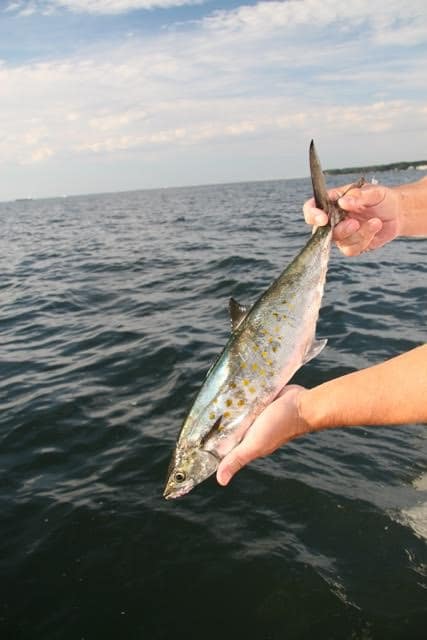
[0,174,426,639]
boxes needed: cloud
[27,146,55,163]
[0,0,426,195]
[89,109,147,132]
[5,0,204,15]
[4,2,24,11]
[76,100,427,153]
[202,0,426,37]
[2,44,425,166]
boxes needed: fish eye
[174,471,186,483]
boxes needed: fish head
[163,444,219,500]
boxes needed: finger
[216,447,253,486]
[338,186,385,213]
[336,218,383,257]
[304,183,356,226]
[303,200,328,226]
[328,184,354,201]
[332,218,361,241]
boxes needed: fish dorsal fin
[303,338,327,365]
[229,297,250,332]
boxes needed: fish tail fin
[309,140,342,228]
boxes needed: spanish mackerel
[164,141,348,499]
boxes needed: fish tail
[309,140,342,228]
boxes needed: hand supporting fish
[164,141,360,499]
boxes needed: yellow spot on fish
[253,344,259,352]
[259,368,266,376]
[229,382,236,389]
[241,362,247,369]
[252,363,258,372]
[268,337,273,344]
[243,379,250,386]
[248,386,256,394]
[237,398,245,407]
[226,398,233,407]
[272,311,279,319]
[209,412,216,421]
[272,346,277,353]
[261,351,268,358]
[224,411,231,419]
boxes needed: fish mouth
[163,479,195,500]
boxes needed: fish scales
[164,142,344,499]
[197,226,331,458]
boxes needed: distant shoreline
[326,160,427,175]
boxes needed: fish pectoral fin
[303,338,327,365]
[229,297,251,332]
[200,415,223,448]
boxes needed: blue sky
[1,0,426,200]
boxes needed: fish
[164,140,354,500]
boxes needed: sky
[0,0,427,200]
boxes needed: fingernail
[217,469,230,486]
[315,214,326,225]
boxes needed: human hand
[303,182,402,256]
[216,385,308,487]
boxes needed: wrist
[297,383,337,434]
[393,179,427,237]
[296,387,318,434]
[393,187,406,237]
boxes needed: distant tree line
[326,160,427,175]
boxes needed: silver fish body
[164,141,343,499]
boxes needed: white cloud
[5,0,204,15]
[0,0,426,197]
[27,146,55,163]
[5,2,24,11]
[89,109,147,132]
[374,22,427,47]
[2,46,425,166]
[202,0,427,36]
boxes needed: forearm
[395,177,427,236]
[300,345,427,431]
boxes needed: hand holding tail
[303,183,401,256]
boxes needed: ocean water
[1,171,426,640]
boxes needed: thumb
[338,185,386,212]
[216,446,254,487]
